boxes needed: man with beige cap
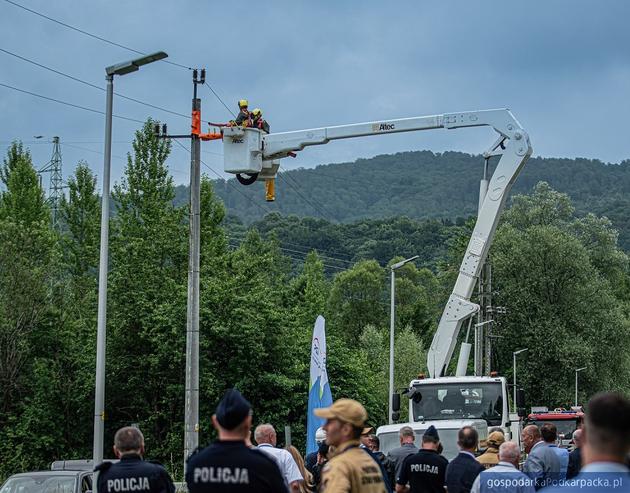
[315,398,387,493]
[476,430,505,469]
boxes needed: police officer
[185,388,286,493]
[95,426,175,493]
[396,426,448,493]
[314,398,387,493]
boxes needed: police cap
[215,388,251,430]
[423,425,440,440]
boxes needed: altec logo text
[372,123,395,131]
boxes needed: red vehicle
[526,407,584,448]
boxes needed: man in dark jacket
[566,428,583,479]
[386,426,419,486]
[95,426,174,493]
[445,426,484,493]
[185,388,286,493]
[396,426,448,493]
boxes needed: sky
[1,0,630,193]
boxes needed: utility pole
[475,158,490,376]
[184,69,202,470]
[39,136,65,230]
[155,69,221,474]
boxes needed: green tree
[0,142,48,225]
[327,260,387,341]
[358,324,426,423]
[490,183,630,405]
[107,120,188,465]
[60,162,101,284]
[0,142,59,478]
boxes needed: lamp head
[106,51,168,76]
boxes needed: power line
[2,0,191,70]
[204,83,235,119]
[1,140,133,145]
[278,165,339,221]
[227,239,347,272]
[171,140,273,218]
[63,142,127,160]
[227,232,355,265]
[0,47,194,122]
[3,0,233,116]
[276,169,336,222]
[0,81,145,123]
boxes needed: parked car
[0,459,115,493]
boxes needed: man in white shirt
[471,441,535,493]
[255,423,303,492]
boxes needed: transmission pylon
[39,136,65,229]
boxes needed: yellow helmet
[252,108,262,118]
[238,99,248,108]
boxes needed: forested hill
[174,151,630,249]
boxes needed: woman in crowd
[286,445,315,493]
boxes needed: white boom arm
[223,109,532,378]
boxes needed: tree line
[187,150,630,251]
[1,121,629,481]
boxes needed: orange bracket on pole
[192,109,223,141]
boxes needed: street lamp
[512,348,528,412]
[389,255,419,424]
[93,52,167,471]
[575,367,587,407]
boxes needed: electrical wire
[276,169,337,222]
[227,239,347,272]
[227,232,354,266]
[171,140,273,217]
[278,166,339,221]
[204,83,236,119]
[0,81,144,123]
[0,47,195,122]
[62,142,127,160]
[2,0,191,70]
[3,0,233,116]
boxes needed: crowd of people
[95,390,630,493]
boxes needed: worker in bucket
[252,108,270,133]
[232,99,252,127]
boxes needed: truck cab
[377,375,523,459]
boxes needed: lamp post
[512,348,528,412]
[93,52,168,472]
[389,255,419,424]
[575,367,586,407]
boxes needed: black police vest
[185,440,287,493]
[399,449,448,493]
[95,455,174,493]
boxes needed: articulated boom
[223,108,532,378]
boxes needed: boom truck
[220,109,532,459]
